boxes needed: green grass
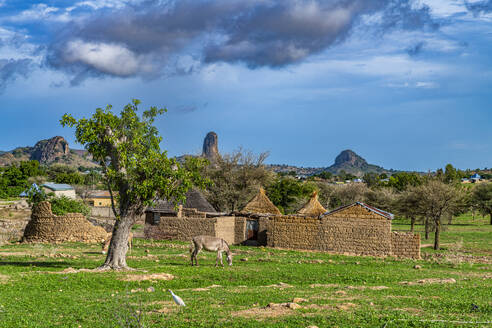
[0,215,491,327]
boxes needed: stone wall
[144,215,217,241]
[23,201,108,243]
[391,232,421,259]
[234,217,246,245]
[258,217,269,246]
[319,216,392,256]
[215,217,235,245]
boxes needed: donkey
[190,235,232,267]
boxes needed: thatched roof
[297,191,326,217]
[146,189,216,214]
[241,187,281,215]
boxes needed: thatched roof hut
[146,189,216,214]
[241,187,281,215]
[297,191,326,217]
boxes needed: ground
[0,215,490,327]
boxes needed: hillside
[0,136,97,168]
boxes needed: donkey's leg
[195,247,202,266]
[220,251,224,267]
[190,247,195,266]
[215,251,220,267]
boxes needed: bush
[49,196,90,217]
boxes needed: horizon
[1,1,491,172]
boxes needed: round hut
[23,201,108,243]
[297,191,327,217]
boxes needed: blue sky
[0,0,491,171]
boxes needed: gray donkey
[190,235,232,267]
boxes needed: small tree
[414,180,462,250]
[202,149,273,212]
[473,183,492,225]
[61,100,208,270]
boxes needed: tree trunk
[424,217,429,240]
[410,217,415,232]
[99,214,135,270]
[434,217,441,250]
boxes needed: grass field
[0,215,491,327]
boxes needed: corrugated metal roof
[42,182,74,191]
[321,202,394,220]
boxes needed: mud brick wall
[319,216,392,256]
[267,216,321,250]
[234,217,246,245]
[258,217,269,246]
[23,201,108,243]
[391,232,421,259]
[182,208,207,218]
[144,215,217,241]
[214,217,235,245]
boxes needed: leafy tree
[315,171,333,180]
[413,180,463,250]
[363,172,380,188]
[473,183,492,225]
[444,164,459,184]
[61,99,209,270]
[202,149,272,212]
[387,172,423,191]
[266,177,316,214]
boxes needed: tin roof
[42,182,74,191]
[320,202,394,220]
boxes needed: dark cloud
[0,58,32,91]
[46,0,441,79]
[406,41,426,57]
[465,0,492,15]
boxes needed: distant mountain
[268,149,395,177]
[0,136,97,168]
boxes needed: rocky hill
[0,136,97,167]
[268,149,394,177]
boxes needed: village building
[144,188,420,259]
[41,182,76,199]
[86,190,113,207]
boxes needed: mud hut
[23,201,108,243]
[146,189,217,215]
[241,187,281,215]
[297,191,326,217]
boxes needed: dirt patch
[232,302,301,318]
[264,282,292,289]
[119,273,174,282]
[394,307,423,314]
[0,274,9,284]
[400,278,456,285]
[297,259,325,264]
[336,303,357,311]
[346,285,389,290]
[309,283,339,288]
[147,301,179,314]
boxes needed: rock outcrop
[334,150,368,168]
[30,136,69,164]
[202,131,219,162]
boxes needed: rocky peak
[334,149,368,168]
[30,136,70,164]
[202,131,219,162]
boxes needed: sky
[0,0,491,172]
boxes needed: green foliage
[26,185,48,205]
[314,171,332,180]
[60,99,209,217]
[49,196,90,217]
[0,161,43,198]
[386,172,423,191]
[266,177,316,213]
[444,163,459,184]
[472,183,492,224]
[362,172,380,188]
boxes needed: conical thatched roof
[147,189,216,213]
[298,191,326,217]
[241,187,281,215]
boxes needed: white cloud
[61,40,150,76]
[5,4,71,23]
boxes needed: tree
[387,172,423,191]
[202,149,272,212]
[444,164,459,184]
[363,172,380,188]
[473,183,492,225]
[266,177,316,214]
[61,100,208,270]
[414,180,462,250]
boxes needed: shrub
[49,196,90,217]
